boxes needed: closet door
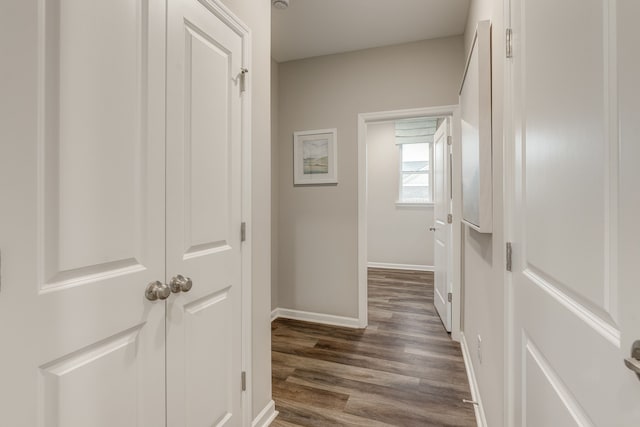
[165,0,246,425]
[0,0,167,425]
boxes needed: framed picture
[293,128,338,185]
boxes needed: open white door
[165,0,246,425]
[508,0,640,424]
[0,0,167,425]
[433,118,453,332]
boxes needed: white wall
[461,0,506,426]
[275,37,464,319]
[366,121,434,267]
[219,0,273,420]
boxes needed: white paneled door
[0,0,167,424]
[433,118,453,332]
[166,0,245,425]
[0,0,248,426]
[508,0,640,425]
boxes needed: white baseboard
[367,262,434,272]
[271,307,361,328]
[460,333,488,427]
[252,400,278,427]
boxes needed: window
[399,142,430,203]
[395,118,436,204]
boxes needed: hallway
[271,269,476,426]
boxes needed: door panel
[183,291,234,425]
[184,24,231,252]
[0,0,167,425]
[433,118,452,331]
[522,0,607,311]
[510,0,640,424]
[39,326,145,427]
[166,1,244,425]
[523,341,582,427]
[42,0,147,283]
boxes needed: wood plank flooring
[271,268,477,427]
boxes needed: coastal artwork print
[293,129,338,185]
[303,139,329,174]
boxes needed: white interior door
[165,0,245,425]
[0,0,167,425]
[433,118,453,332]
[509,0,640,425]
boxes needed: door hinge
[241,222,246,242]
[506,242,513,272]
[447,213,453,224]
[506,28,513,59]
[239,68,248,93]
[448,292,452,303]
[447,135,452,146]
[241,371,246,391]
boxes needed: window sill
[395,201,434,208]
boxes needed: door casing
[357,105,463,341]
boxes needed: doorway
[357,106,462,340]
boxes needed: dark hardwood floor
[271,268,477,427]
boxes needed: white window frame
[396,141,434,206]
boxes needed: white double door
[433,118,453,332]
[508,0,640,425]
[0,0,246,426]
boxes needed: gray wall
[219,0,273,419]
[271,58,279,311]
[274,37,464,318]
[367,121,434,267]
[462,0,506,426]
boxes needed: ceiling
[271,0,471,63]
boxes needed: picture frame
[460,20,492,233]
[293,128,338,185]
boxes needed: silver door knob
[145,281,171,301]
[170,274,193,293]
[624,340,640,380]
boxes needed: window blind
[394,117,438,145]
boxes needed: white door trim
[251,400,278,427]
[357,105,462,341]
[193,1,253,425]
[503,1,514,426]
[240,39,253,427]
